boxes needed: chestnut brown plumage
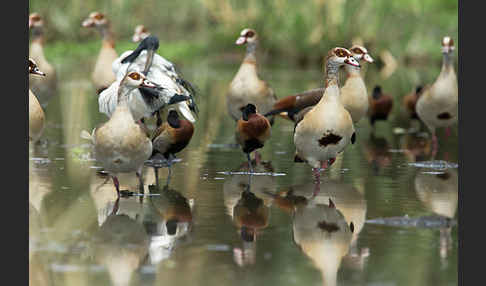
[152,110,194,182]
[403,86,423,120]
[236,104,271,173]
[264,88,325,121]
[368,86,393,126]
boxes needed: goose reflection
[143,183,194,265]
[224,162,274,267]
[362,133,393,173]
[91,202,149,286]
[89,172,147,227]
[273,180,368,268]
[293,198,354,286]
[415,167,458,261]
[400,132,432,162]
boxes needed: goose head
[132,25,150,42]
[29,58,45,76]
[441,36,455,54]
[29,13,43,30]
[349,45,374,63]
[326,47,360,68]
[122,71,157,90]
[82,12,110,29]
[235,28,258,45]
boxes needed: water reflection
[400,132,433,162]
[415,167,458,261]
[293,198,353,286]
[223,161,275,267]
[362,133,393,173]
[91,203,149,286]
[143,184,194,265]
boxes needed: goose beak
[169,94,191,105]
[141,79,157,89]
[236,36,247,45]
[363,54,374,63]
[82,18,94,27]
[345,57,361,68]
[32,69,46,76]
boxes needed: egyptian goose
[264,45,374,124]
[111,33,197,124]
[151,109,194,182]
[416,36,458,153]
[235,104,271,173]
[28,13,56,105]
[90,71,157,197]
[368,85,393,126]
[82,12,118,94]
[403,85,423,120]
[340,45,374,124]
[29,59,46,143]
[293,48,359,183]
[227,28,277,123]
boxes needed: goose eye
[128,72,140,80]
[246,30,255,37]
[336,49,346,57]
[94,13,104,20]
[353,48,362,54]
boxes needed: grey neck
[345,64,361,74]
[441,52,453,72]
[117,82,134,104]
[244,42,257,62]
[325,62,340,88]
[31,27,43,41]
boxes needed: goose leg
[431,133,438,158]
[156,110,163,127]
[136,171,144,203]
[312,168,321,197]
[112,176,120,198]
[154,167,159,187]
[246,153,253,174]
[445,126,451,138]
[254,151,261,165]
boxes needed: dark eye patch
[335,49,347,57]
[30,14,41,21]
[353,48,363,54]
[246,30,255,37]
[94,13,104,20]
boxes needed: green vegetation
[30,0,457,67]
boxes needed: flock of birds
[28,12,458,199]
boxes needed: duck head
[82,12,109,29]
[132,25,150,42]
[29,58,45,76]
[327,47,361,68]
[441,36,455,54]
[349,45,374,63]
[235,28,258,45]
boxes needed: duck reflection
[400,132,432,162]
[272,180,368,269]
[362,133,393,173]
[415,168,458,261]
[224,162,275,267]
[91,202,149,286]
[293,198,354,286]
[143,183,194,265]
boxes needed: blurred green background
[29,0,458,68]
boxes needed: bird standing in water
[236,104,271,173]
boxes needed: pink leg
[321,160,329,171]
[112,176,120,197]
[254,151,261,165]
[431,134,438,159]
[445,127,451,138]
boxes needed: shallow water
[29,57,458,286]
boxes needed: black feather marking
[242,138,264,154]
[294,154,305,163]
[121,35,159,64]
[317,220,340,233]
[351,132,356,144]
[318,133,342,147]
[437,112,452,120]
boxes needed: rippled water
[29,58,458,286]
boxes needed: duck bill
[82,18,94,27]
[235,36,247,45]
[33,70,46,76]
[363,54,374,63]
[169,94,190,105]
[345,58,361,68]
[141,80,157,89]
